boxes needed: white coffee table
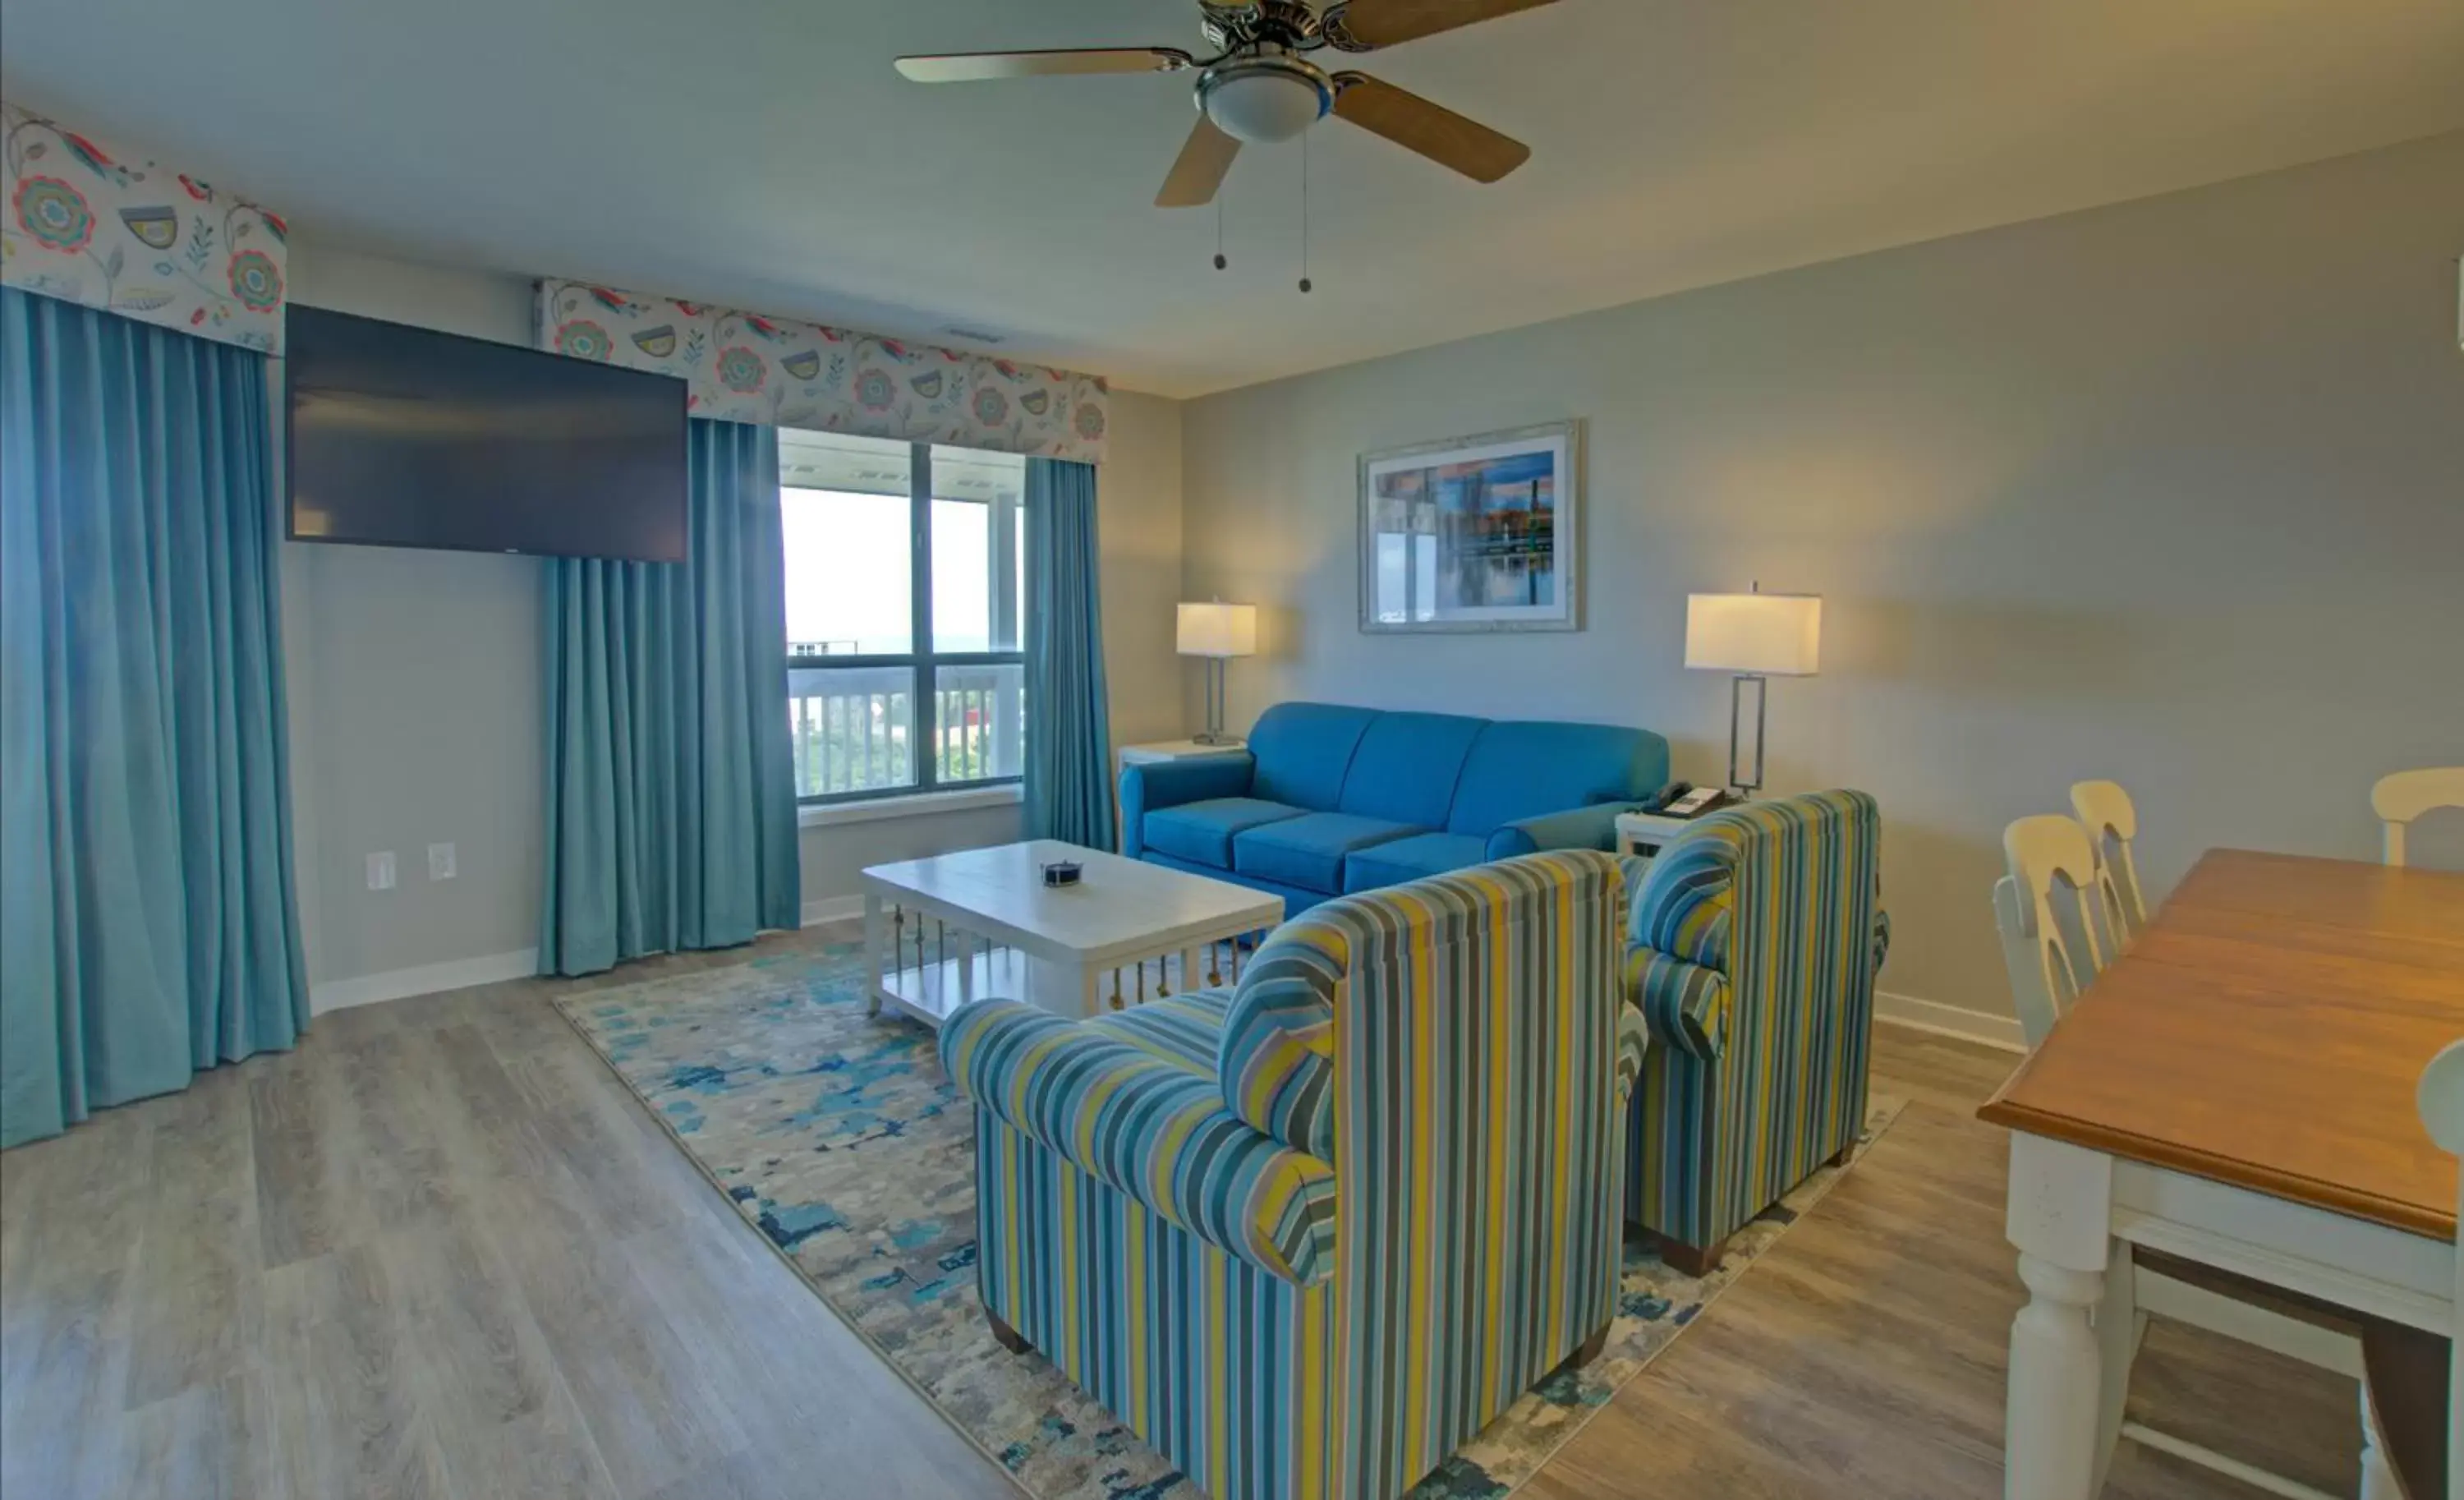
[859,840,1285,1028]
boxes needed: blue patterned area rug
[554,941,1904,1500]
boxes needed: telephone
[1649,781,1735,818]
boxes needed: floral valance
[536,279,1109,463]
[2,99,288,353]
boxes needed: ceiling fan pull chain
[1214,193,1227,271]
[1298,130,1313,294]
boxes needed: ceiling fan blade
[1156,116,1242,208]
[1331,74,1530,183]
[1325,0,1556,49]
[894,47,1193,83]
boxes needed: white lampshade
[1177,601,1257,659]
[1685,592,1822,676]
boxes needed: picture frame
[1358,419,1582,634]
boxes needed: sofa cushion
[1234,812,1423,895]
[1142,797,1306,870]
[1335,711,1486,828]
[1341,831,1489,893]
[1446,720,1670,835]
[1247,702,1380,812]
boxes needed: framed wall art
[1358,419,1581,634]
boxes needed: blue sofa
[1119,702,1670,912]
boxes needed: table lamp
[1177,600,1257,746]
[1685,585,1822,795]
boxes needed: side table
[1615,808,1699,864]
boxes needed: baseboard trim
[1874,990,2028,1053]
[801,894,865,928]
[310,948,539,1015]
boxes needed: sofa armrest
[940,999,1335,1286]
[1616,1001,1651,1099]
[1484,803,1626,861]
[1119,754,1256,859]
[1629,831,1732,969]
[1623,946,1730,1061]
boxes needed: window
[780,431,1027,802]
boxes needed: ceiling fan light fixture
[1198,55,1332,144]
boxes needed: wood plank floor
[1,926,2361,1499]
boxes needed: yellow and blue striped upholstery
[941,1000,1339,1286]
[945,849,1644,1500]
[1217,940,1340,1159]
[1630,835,1731,969]
[1625,947,1731,1060]
[1622,789,1885,1255]
[1087,987,1234,1074]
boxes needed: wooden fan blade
[895,47,1193,83]
[1326,0,1556,49]
[1156,116,1243,207]
[1331,74,1529,182]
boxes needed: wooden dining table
[1980,849,2464,1500]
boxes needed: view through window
[779,430,1027,801]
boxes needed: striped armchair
[1620,789,1887,1274]
[940,850,1648,1500]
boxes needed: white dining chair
[1998,815,2108,1046]
[1995,814,2390,1500]
[2374,768,2464,867]
[2069,780,2148,946]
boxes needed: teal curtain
[1,288,310,1149]
[1023,458,1115,849]
[538,417,801,977]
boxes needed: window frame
[785,439,1027,807]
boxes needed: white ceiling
[4,0,2461,396]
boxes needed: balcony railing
[789,662,1023,799]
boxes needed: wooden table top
[1979,849,2464,1240]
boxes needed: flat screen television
[287,303,689,563]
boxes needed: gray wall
[281,242,1186,994]
[1179,132,2464,1024]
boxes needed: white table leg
[863,893,885,1018]
[2356,1381,2397,1500]
[957,927,977,1011]
[2451,1308,2463,1500]
[2005,1133,2116,1500]
[2090,1242,2141,1497]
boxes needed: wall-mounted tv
[287,303,689,563]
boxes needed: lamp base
[1194,656,1234,748]
[1191,731,1239,747]
[1727,673,1768,797]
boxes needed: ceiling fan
[894,0,1554,208]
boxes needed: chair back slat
[2069,780,2148,945]
[1993,876,2069,1049]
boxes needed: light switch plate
[367,851,396,890]
[428,842,457,881]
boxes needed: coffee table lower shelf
[857,841,1285,1030]
[862,901,1266,1028]
[869,943,1040,1029]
